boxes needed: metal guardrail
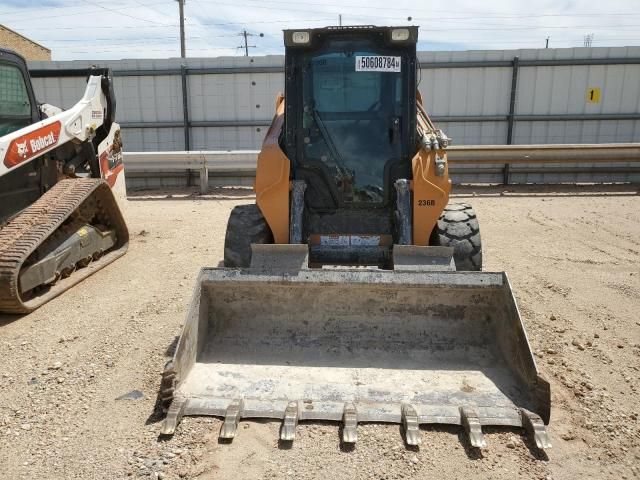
[124,151,258,192]
[122,144,640,192]
[447,143,640,163]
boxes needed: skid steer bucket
[161,267,551,449]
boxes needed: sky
[1,0,640,60]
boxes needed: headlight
[292,31,310,44]
[391,28,410,41]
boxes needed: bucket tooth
[460,406,486,449]
[161,397,186,435]
[401,403,421,446]
[280,401,299,442]
[342,403,358,444]
[521,409,552,450]
[219,399,244,440]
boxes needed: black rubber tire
[223,204,273,267]
[430,203,482,271]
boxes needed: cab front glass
[300,39,408,204]
[0,63,32,137]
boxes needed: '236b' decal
[417,199,436,207]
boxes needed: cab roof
[283,25,418,49]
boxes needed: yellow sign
[586,87,601,103]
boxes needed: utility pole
[584,33,594,47]
[238,30,263,56]
[242,30,249,57]
[545,36,549,48]
[339,14,342,26]
[176,0,186,58]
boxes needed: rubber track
[0,178,128,314]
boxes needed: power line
[10,0,636,31]
[0,0,171,17]
[5,18,333,31]
[40,33,240,43]
[2,0,640,22]
[2,0,176,24]
[59,32,640,50]
[39,34,640,44]
[185,0,640,27]
[163,0,640,17]
[79,0,173,25]
[130,0,176,21]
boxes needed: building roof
[0,24,51,53]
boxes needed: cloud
[0,0,64,7]
[1,0,639,60]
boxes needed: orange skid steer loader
[160,26,551,450]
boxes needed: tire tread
[223,204,273,267]
[431,203,482,271]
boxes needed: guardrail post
[199,154,209,194]
[181,64,190,151]
[504,56,520,185]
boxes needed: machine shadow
[126,186,254,201]
[453,183,639,198]
[0,313,26,327]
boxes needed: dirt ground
[0,178,638,480]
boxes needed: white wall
[28,47,640,151]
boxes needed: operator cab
[0,49,39,137]
[282,26,419,263]
[283,26,418,209]
[0,49,52,224]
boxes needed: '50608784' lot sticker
[355,56,401,72]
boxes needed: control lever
[389,116,401,144]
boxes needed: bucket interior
[175,270,543,425]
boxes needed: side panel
[412,94,451,246]
[411,148,451,245]
[98,122,124,187]
[254,94,290,244]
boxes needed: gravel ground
[0,179,638,479]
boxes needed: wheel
[223,204,273,267]
[430,203,482,271]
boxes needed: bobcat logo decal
[16,141,29,159]
[3,121,62,169]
